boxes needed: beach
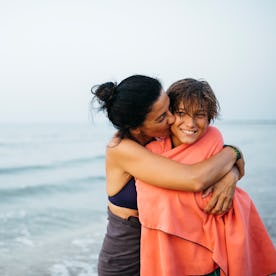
[0,120,275,275]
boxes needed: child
[136,78,276,276]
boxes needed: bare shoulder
[105,137,159,183]
[107,137,149,159]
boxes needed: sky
[0,0,275,123]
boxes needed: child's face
[170,101,209,147]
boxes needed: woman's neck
[129,132,154,146]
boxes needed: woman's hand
[204,166,240,214]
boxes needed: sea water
[0,120,275,276]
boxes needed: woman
[136,78,276,276]
[91,75,244,276]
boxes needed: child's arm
[204,166,240,214]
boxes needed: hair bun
[92,82,118,110]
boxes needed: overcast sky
[0,0,275,123]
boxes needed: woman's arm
[107,138,243,192]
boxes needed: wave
[0,175,105,200]
[0,155,105,175]
[217,119,276,125]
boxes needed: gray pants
[97,209,141,276]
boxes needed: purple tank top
[108,177,138,210]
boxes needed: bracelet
[223,144,242,161]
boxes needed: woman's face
[136,91,175,144]
[170,101,209,147]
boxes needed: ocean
[0,120,275,276]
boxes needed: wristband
[223,144,241,161]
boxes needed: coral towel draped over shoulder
[136,126,276,276]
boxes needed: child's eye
[175,111,186,117]
[196,113,207,118]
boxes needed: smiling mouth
[180,129,198,135]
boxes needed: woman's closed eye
[156,112,170,123]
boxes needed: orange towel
[136,126,276,276]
